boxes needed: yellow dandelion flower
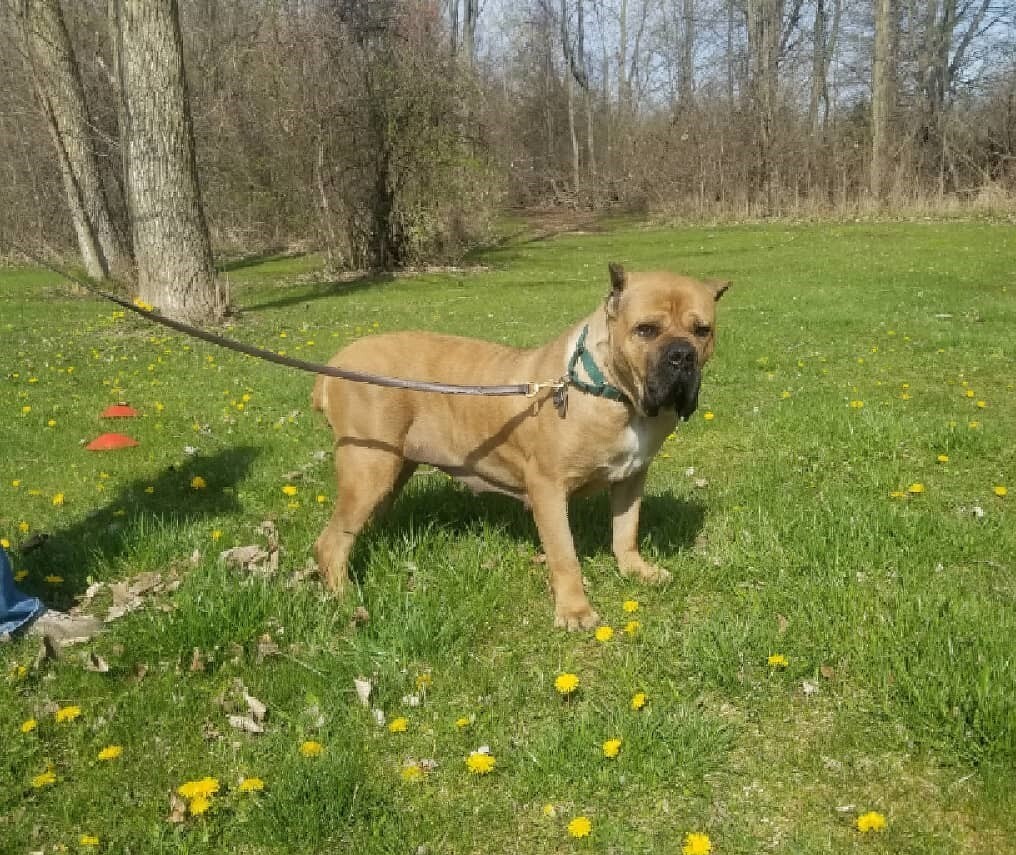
[51,493,65,507]
[594,625,614,643]
[47,419,57,427]
[133,297,154,312]
[190,476,207,490]
[624,620,641,636]
[80,835,100,847]
[299,740,324,758]
[994,485,1008,498]
[683,832,712,854]
[45,574,63,584]
[18,521,29,533]
[11,663,27,680]
[316,494,327,504]
[631,692,648,710]
[21,718,38,734]
[965,389,975,398]
[401,763,425,783]
[211,530,222,541]
[856,811,887,832]
[542,803,557,818]
[466,751,496,775]
[767,653,789,668]
[567,816,592,838]
[388,717,409,733]
[14,569,28,582]
[97,745,122,761]
[936,454,949,463]
[703,411,715,421]
[602,738,622,758]
[907,483,925,495]
[0,537,8,549]
[889,490,906,499]
[554,673,580,695]
[177,777,220,799]
[849,400,864,409]
[238,776,264,792]
[976,400,986,409]
[21,405,31,414]
[415,673,432,690]
[55,705,81,723]
[31,769,57,788]
[622,599,639,613]
[282,484,298,497]
[188,795,212,816]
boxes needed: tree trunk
[679,0,695,106]
[20,0,130,279]
[462,0,478,65]
[449,0,460,55]
[565,65,580,196]
[871,0,896,200]
[114,0,221,322]
[747,0,782,211]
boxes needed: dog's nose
[666,339,697,371]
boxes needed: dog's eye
[693,323,712,338]
[634,323,659,339]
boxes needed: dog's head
[604,263,729,419]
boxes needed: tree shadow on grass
[351,474,706,583]
[217,249,304,273]
[18,446,259,609]
[240,272,396,313]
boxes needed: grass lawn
[2,219,1015,854]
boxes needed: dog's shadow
[354,473,706,576]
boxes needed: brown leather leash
[18,249,566,400]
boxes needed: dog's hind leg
[314,444,411,594]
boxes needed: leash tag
[553,384,568,417]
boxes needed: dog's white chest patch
[605,418,668,482]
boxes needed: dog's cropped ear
[704,278,731,302]
[606,262,627,316]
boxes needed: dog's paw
[554,600,600,632]
[620,560,671,586]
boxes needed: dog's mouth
[643,343,702,420]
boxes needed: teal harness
[566,326,629,404]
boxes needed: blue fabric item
[0,546,45,636]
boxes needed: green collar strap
[567,326,629,404]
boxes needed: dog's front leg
[610,469,671,585]
[528,478,600,631]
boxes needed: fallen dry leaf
[189,648,206,673]
[220,545,270,571]
[167,793,187,824]
[820,664,835,680]
[350,606,370,627]
[243,691,267,723]
[227,714,265,734]
[84,652,110,673]
[777,614,789,634]
[256,633,280,662]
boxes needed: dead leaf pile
[219,520,280,576]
